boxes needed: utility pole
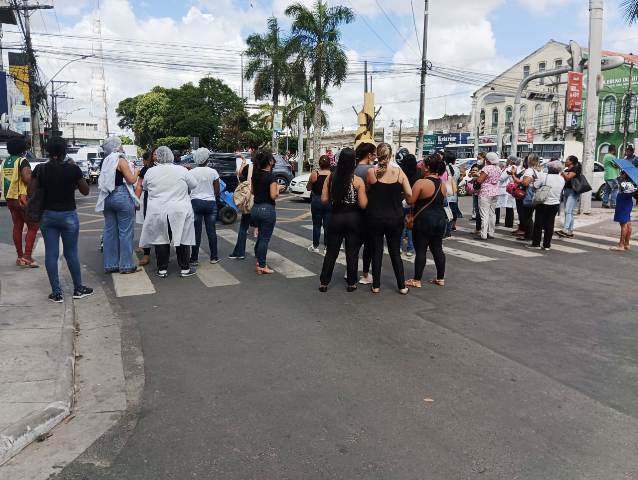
[240,52,244,101]
[297,111,304,173]
[18,0,52,156]
[581,0,604,214]
[622,61,634,153]
[415,0,429,158]
[398,119,403,147]
[51,80,75,138]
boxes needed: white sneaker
[358,275,373,285]
[308,245,320,253]
[405,251,414,258]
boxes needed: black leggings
[519,204,535,239]
[496,207,514,228]
[413,230,445,280]
[369,219,405,290]
[320,209,362,286]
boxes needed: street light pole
[582,0,604,214]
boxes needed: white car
[289,173,311,200]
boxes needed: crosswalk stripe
[456,227,586,254]
[196,261,240,287]
[302,224,495,263]
[217,229,314,278]
[563,231,620,243]
[454,238,543,257]
[112,268,156,297]
[494,225,613,250]
[273,227,355,267]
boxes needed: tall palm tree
[287,81,332,164]
[622,0,638,23]
[285,1,354,161]
[244,16,303,152]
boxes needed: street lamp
[43,54,93,89]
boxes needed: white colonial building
[470,40,572,159]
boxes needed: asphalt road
[3,188,638,480]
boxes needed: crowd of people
[3,133,636,302]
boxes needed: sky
[6,0,638,136]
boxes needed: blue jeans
[40,210,82,295]
[103,185,136,272]
[563,188,579,233]
[230,213,252,257]
[401,207,414,251]
[311,195,331,248]
[191,199,218,261]
[251,203,276,268]
[602,179,619,207]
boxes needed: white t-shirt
[236,156,252,173]
[522,167,537,179]
[189,167,220,201]
[533,172,565,205]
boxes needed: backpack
[233,163,254,214]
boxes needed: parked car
[182,151,294,192]
[289,173,311,200]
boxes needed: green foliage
[118,135,134,145]
[622,0,638,23]
[115,77,247,150]
[154,136,191,151]
[285,1,354,159]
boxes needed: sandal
[22,257,39,268]
[429,278,445,287]
[399,288,409,295]
[370,287,380,294]
[609,246,627,252]
[405,279,422,288]
[16,257,30,268]
[256,266,275,275]
[319,285,328,293]
[346,285,357,292]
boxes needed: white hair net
[155,146,174,164]
[486,152,500,165]
[103,136,122,157]
[194,147,210,165]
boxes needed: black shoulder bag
[25,163,46,223]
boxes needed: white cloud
[517,0,576,16]
[5,0,514,138]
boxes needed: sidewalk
[0,242,75,466]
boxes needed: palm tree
[244,16,304,152]
[622,0,638,23]
[287,81,332,164]
[285,1,354,162]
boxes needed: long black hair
[400,154,418,186]
[330,147,356,203]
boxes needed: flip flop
[609,246,627,252]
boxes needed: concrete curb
[0,290,76,466]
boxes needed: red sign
[567,72,584,112]
[526,128,535,144]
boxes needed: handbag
[25,163,46,222]
[405,182,442,230]
[233,163,254,214]
[522,172,538,207]
[570,174,592,194]
[506,181,526,200]
[532,175,552,206]
[443,205,453,222]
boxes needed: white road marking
[112,268,156,297]
[196,261,240,288]
[217,229,314,278]
[304,224,495,263]
[457,227,586,254]
[454,238,543,257]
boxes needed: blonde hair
[375,143,392,179]
[527,153,541,170]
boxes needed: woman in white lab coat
[496,155,517,228]
[139,146,198,278]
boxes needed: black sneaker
[228,254,245,260]
[73,286,94,299]
[48,293,64,303]
[525,244,542,250]
[180,267,197,278]
[210,258,220,264]
[190,260,199,266]
[156,270,168,278]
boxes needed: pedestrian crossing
[98,222,626,298]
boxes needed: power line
[373,0,420,58]
[410,0,421,56]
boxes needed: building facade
[427,114,471,134]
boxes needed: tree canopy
[116,77,255,150]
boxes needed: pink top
[478,165,501,197]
